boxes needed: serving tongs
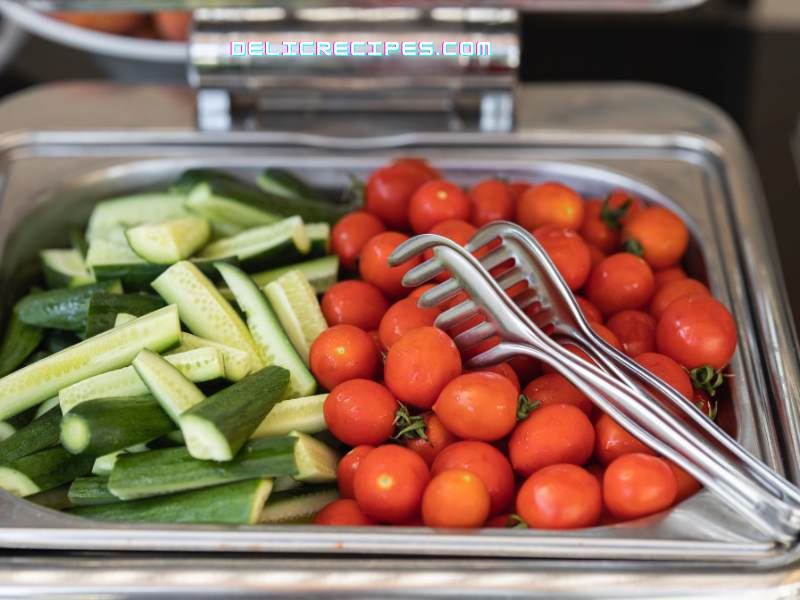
[390,233,800,545]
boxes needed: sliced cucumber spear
[305,222,331,259]
[291,431,338,483]
[34,396,60,419]
[86,238,147,268]
[84,293,166,338]
[126,217,211,264]
[259,485,339,524]
[215,262,315,398]
[91,444,150,476]
[0,447,93,497]
[220,255,339,299]
[0,308,43,378]
[114,313,137,327]
[185,181,282,235]
[180,365,289,461]
[86,193,190,242]
[16,280,123,332]
[68,476,119,506]
[0,305,181,421]
[169,332,251,382]
[133,349,206,423]
[251,394,327,439]
[0,405,61,463]
[0,421,14,441]
[40,248,94,288]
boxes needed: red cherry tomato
[606,310,657,358]
[516,182,585,231]
[409,180,472,234]
[402,413,458,467]
[522,373,592,416]
[378,297,440,349]
[354,445,430,523]
[331,211,386,270]
[422,469,491,528]
[656,295,737,370]
[603,453,677,520]
[469,179,515,227]
[533,226,592,291]
[324,379,397,446]
[508,355,542,388]
[471,362,520,392]
[384,326,462,410]
[337,445,374,499]
[586,253,655,316]
[508,181,532,201]
[516,464,602,529]
[433,372,518,442]
[635,352,694,400]
[590,322,624,352]
[667,460,702,502]
[365,163,433,229]
[575,296,603,323]
[409,283,437,301]
[587,244,606,269]
[579,192,643,253]
[393,157,440,180]
[309,324,380,391]
[314,499,376,526]
[509,404,595,477]
[359,231,421,298]
[431,440,515,515]
[622,206,689,269]
[649,278,710,321]
[321,280,389,331]
[594,413,654,465]
[653,266,688,290]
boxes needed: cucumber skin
[252,394,327,439]
[68,476,119,506]
[0,310,43,378]
[94,258,236,293]
[0,406,61,463]
[70,478,272,525]
[84,293,166,338]
[108,436,297,500]
[259,485,339,524]
[61,396,175,457]
[181,366,289,460]
[16,281,121,332]
[257,169,358,225]
[132,349,206,422]
[7,447,94,495]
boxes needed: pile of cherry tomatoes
[310,158,737,530]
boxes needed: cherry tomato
[354,445,430,523]
[324,379,397,446]
[649,278,710,320]
[587,244,606,269]
[469,179,515,227]
[622,206,689,269]
[472,362,520,392]
[153,12,192,41]
[409,283,437,301]
[337,445,374,499]
[402,413,458,467]
[508,181,532,201]
[603,453,677,520]
[310,325,380,391]
[433,372,518,442]
[314,499,376,526]
[656,295,737,370]
[424,219,478,282]
[579,192,643,253]
[422,469,490,528]
[516,464,602,529]
[365,163,433,229]
[431,441,515,515]
[384,326,462,409]
[517,182,585,231]
[586,253,655,316]
[635,352,693,400]
[331,211,386,270]
[367,330,382,355]
[606,310,656,358]
[509,405,595,477]
[409,180,472,234]
[533,226,592,291]
[321,280,389,331]
[575,296,603,323]
[484,514,514,528]
[393,157,440,180]
[359,231,421,298]
[667,460,702,502]
[590,322,624,352]
[378,297,440,349]
[594,413,654,465]
[654,266,688,290]
[508,355,542,388]
[522,373,593,416]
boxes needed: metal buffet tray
[0,82,799,597]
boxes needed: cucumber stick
[34,396,60,418]
[126,217,211,264]
[216,263,315,398]
[108,436,297,500]
[91,444,149,476]
[86,238,147,268]
[0,447,93,497]
[306,223,330,258]
[169,333,250,381]
[16,280,123,332]
[264,270,328,364]
[291,431,338,483]
[259,485,338,524]
[70,478,272,525]
[152,261,262,370]
[84,293,166,338]
[180,365,289,461]
[86,193,190,242]
[114,313,137,327]
[222,255,339,297]
[185,181,281,233]
[61,396,174,457]
[252,394,326,439]
[40,248,94,288]
[0,422,14,441]
[0,309,43,378]
[133,349,205,422]
[0,305,181,420]
[59,347,223,413]
[94,258,233,293]
[0,406,61,463]
[68,476,118,506]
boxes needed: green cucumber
[264,270,328,365]
[59,347,224,413]
[179,366,289,461]
[28,484,73,510]
[273,475,301,492]
[259,485,338,524]
[93,258,234,293]
[60,396,174,457]
[108,436,297,500]
[169,333,251,381]
[291,431,338,483]
[185,181,282,235]
[16,281,122,332]
[0,422,14,441]
[257,169,357,225]
[306,223,331,258]
[222,255,339,298]
[152,261,261,370]
[84,293,166,338]
[34,396,60,418]
[0,305,181,420]
[0,406,62,463]
[216,263,315,398]
[0,308,44,378]
[86,193,190,242]
[86,238,146,268]
[114,313,137,327]
[92,447,150,476]
[252,394,326,439]
[70,478,272,525]
[68,476,119,506]
[126,217,211,264]
[0,447,93,497]
[133,349,206,423]
[257,168,327,203]
[42,330,80,354]
[40,249,94,288]
[70,227,89,258]
[199,216,311,272]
